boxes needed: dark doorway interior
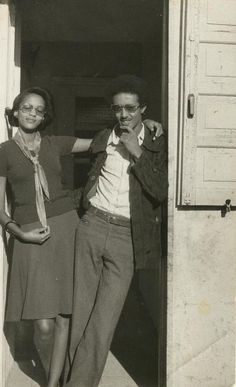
[12,1,167,386]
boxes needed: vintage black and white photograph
[0,1,235,387]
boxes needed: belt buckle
[108,214,115,223]
[111,215,117,223]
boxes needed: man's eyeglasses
[19,104,46,117]
[110,104,140,114]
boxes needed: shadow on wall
[111,275,159,387]
[4,321,47,387]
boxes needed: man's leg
[67,219,134,387]
[68,212,105,361]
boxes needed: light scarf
[13,130,50,227]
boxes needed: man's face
[112,93,146,133]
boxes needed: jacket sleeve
[130,135,168,203]
[68,187,84,210]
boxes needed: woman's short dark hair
[6,87,54,130]
[104,75,149,106]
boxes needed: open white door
[177,0,236,206]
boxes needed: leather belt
[88,206,131,228]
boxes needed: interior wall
[21,41,162,121]
[142,42,163,121]
[21,42,142,81]
[19,0,162,43]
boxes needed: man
[66,75,168,387]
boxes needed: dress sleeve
[0,144,8,177]
[50,135,77,156]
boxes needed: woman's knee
[34,319,54,341]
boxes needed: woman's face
[14,93,46,132]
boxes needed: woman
[0,87,92,387]
[0,87,161,386]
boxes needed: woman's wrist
[4,219,22,239]
[4,219,19,230]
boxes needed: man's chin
[120,124,132,131]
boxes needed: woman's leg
[47,314,70,387]
[34,318,55,378]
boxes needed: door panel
[177,0,236,206]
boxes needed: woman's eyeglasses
[110,104,140,113]
[19,104,46,117]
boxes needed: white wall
[0,2,21,385]
[167,1,236,386]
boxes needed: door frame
[0,1,21,385]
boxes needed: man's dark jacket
[82,125,168,270]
